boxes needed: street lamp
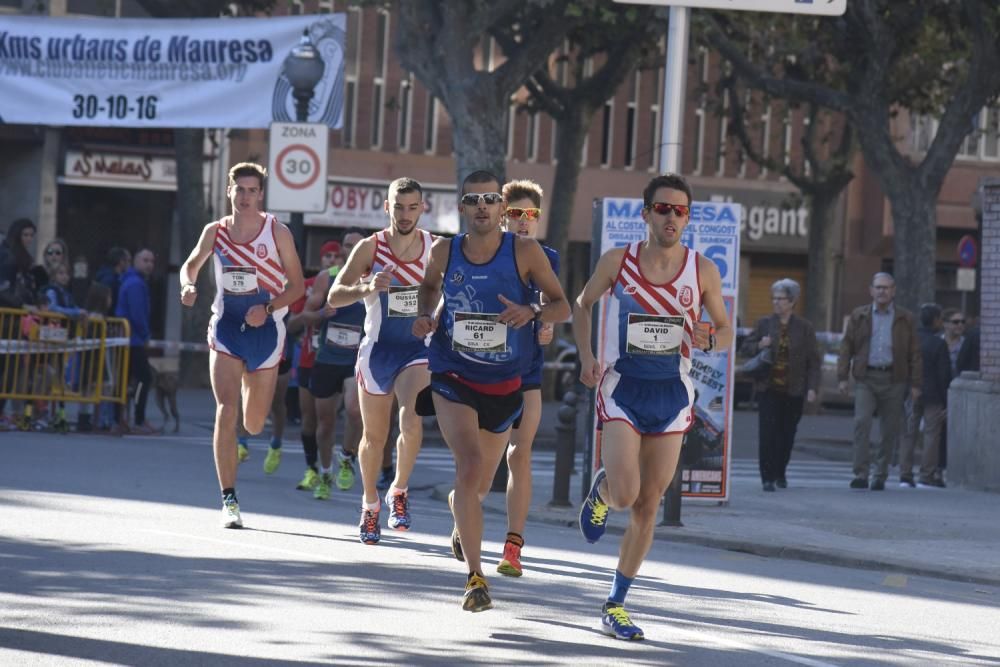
[282,30,325,252]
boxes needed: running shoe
[222,498,243,529]
[314,473,333,500]
[263,447,282,474]
[336,454,356,491]
[296,468,320,491]
[376,467,394,492]
[359,507,381,545]
[386,490,411,530]
[463,573,493,612]
[237,443,250,463]
[497,541,523,577]
[580,468,609,544]
[601,604,644,640]
[447,489,464,561]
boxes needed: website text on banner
[590,198,741,501]
[0,14,345,128]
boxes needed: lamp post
[282,29,325,253]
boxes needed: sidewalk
[169,388,1000,587]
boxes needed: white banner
[0,14,345,128]
[305,179,461,235]
[591,198,741,501]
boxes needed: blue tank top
[316,299,366,366]
[521,244,560,379]
[429,232,532,384]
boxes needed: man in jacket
[837,272,922,490]
[899,304,951,488]
[116,248,156,434]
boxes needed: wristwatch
[265,302,275,316]
[529,302,543,320]
[705,332,716,352]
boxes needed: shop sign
[61,148,176,190]
[702,188,814,253]
[305,179,460,234]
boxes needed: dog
[150,364,180,433]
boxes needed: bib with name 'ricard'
[429,232,532,384]
[211,214,288,321]
[605,242,702,381]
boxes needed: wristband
[181,282,196,291]
[265,302,275,316]
[416,313,433,321]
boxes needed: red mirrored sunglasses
[647,202,690,217]
[507,207,541,221]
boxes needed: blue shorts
[356,338,428,395]
[209,313,285,372]
[597,367,694,435]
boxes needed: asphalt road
[2,430,999,666]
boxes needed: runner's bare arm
[179,222,218,306]
[301,270,334,325]
[413,236,448,337]
[572,249,624,387]
[268,222,305,310]
[697,254,733,351]
[328,236,379,307]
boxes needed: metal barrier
[0,307,131,406]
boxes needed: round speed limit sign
[268,122,329,212]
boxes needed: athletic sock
[301,432,318,469]
[505,532,524,548]
[388,485,407,497]
[320,465,333,475]
[607,569,634,607]
[362,498,380,512]
[269,436,281,449]
[222,488,237,503]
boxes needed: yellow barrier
[0,307,131,406]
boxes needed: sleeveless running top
[362,228,433,346]
[605,242,702,380]
[210,214,288,321]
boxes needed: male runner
[287,240,342,491]
[412,170,569,612]
[494,179,558,578]
[574,173,732,639]
[328,178,434,544]
[179,162,305,528]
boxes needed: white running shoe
[222,499,243,529]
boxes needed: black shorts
[511,384,541,429]
[309,362,355,399]
[416,372,523,434]
[278,356,292,375]
[297,366,313,392]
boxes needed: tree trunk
[445,91,509,203]
[174,128,212,388]
[544,107,592,271]
[885,183,938,314]
[803,190,840,331]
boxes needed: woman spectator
[0,218,40,309]
[740,278,820,492]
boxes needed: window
[624,71,639,169]
[782,107,793,168]
[917,106,1000,161]
[506,101,516,159]
[342,7,362,147]
[692,48,709,175]
[398,75,413,151]
[600,100,614,167]
[758,102,772,178]
[526,112,539,162]
[424,95,438,154]
[716,88,729,176]
[371,10,390,148]
[649,65,663,172]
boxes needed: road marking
[669,623,841,667]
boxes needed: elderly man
[837,272,921,491]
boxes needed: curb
[430,484,1000,588]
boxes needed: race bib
[452,312,507,353]
[222,266,258,295]
[626,313,684,355]
[326,323,362,349]
[387,285,419,317]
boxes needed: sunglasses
[45,248,63,256]
[647,202,690,217]
[507,207,541,221]
[460,192,503,206]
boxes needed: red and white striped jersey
[210,214,288,320]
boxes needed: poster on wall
[589,197,741,501]
[0,14,345,128]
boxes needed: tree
[136,0,275,386]
[393,1,579,190]
[717,75,854,330]
[493,3,665,267]
[701,0,1000,312]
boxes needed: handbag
[739,347,773,379]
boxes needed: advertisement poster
[0,14,345,128]
[590,198,741,501]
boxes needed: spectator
[77,282,114,432]
[740,278,820,492]
[41,262,87,320]
[837,272,922,491]
[95,247,131,315]
[956,317,980,374]
[115,248,157,435]
[940,308,965,377]
[0,218,40,309]
[41,238,69,276]
[899,304,950,488]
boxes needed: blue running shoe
[386,491,411,531]
[580,468,609,543]
[601,604,644,640]
[359,508,381,545]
